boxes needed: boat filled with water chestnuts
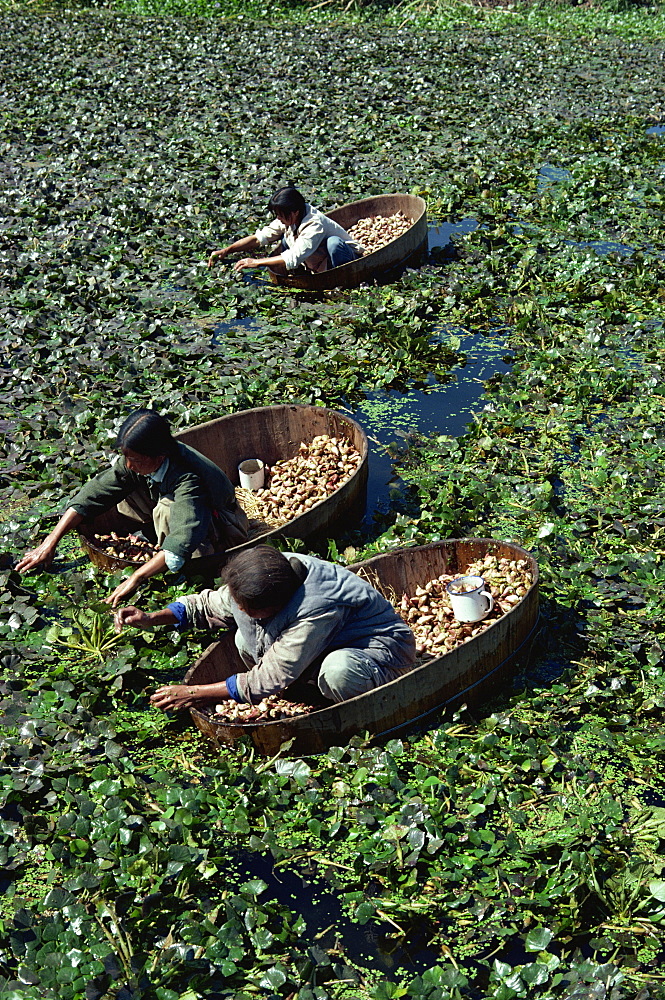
[77,405,368,572]
[268,193,427,290]
[184,538,539,755]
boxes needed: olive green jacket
[69,442,247,561]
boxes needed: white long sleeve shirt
[254,204,363,272]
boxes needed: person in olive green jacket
[16,409,249,607]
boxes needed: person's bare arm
[150,679,231,711]
[103,550,168,608]
[113,605,179,631]
[16,508,84,573]
[113,603,231,709]
[208,234,260,268]
[233,254,287,275]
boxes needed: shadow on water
[570,236,636,256]
[224,849,441,979]
[210,315,260,346]
[210,299,513,521]
[428,217,478,263]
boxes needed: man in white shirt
[208,186,363,275]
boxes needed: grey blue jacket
[69,442,246,562]
[176,553,416,703]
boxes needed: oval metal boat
[268,193,427,291]
[184,538,539,755]
[77,404,368,573]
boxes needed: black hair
[116,409,176,458]
[268,185,306,223]
[222,545,304,612]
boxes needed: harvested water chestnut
[92,532,159,564]
[347,212,412,254]
[210,694,315,724]
[237,434,362,528]
[363,555,534,662]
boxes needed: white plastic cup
[238,459,265,491]
[446,575,494,623]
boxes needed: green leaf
[649,880,665,902]
[355,902,375,924]
[43,887,75,909]
[274,759,311,786]
[522,962,550,985]
[525,927,554,952]
[259,966,287,989]
[252,928,274,951]
[240,879,267,897]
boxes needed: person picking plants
[16,409,249,607]
[114,544,416,711]
[207,185,363,276]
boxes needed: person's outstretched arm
[150,679,231,711]
[232,253,288,275]
[208,234,260,267]
[114,603,231,710]
[113,605,179,630]
[16,508,84,574]
[103,550,169,608]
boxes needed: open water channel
[212,220,514,527]
[213,176,654,529]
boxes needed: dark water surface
[348,329,513,518]
[210,317,512,519]
[226,849,441,978]
[538,163,573,190]
[428,217,478,249]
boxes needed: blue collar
[149,458,169,483]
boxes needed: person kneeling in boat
[115,545,416,711]
[207,185,364,276]
[15,409,249,607]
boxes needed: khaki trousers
[117,485,248,557]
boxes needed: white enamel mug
[238,458,265,491]
[446,575,494,623]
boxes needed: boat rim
[187,536,539,728]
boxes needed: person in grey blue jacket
[115,545,416,710]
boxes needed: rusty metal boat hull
[184,538,539,755]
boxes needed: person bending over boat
[207,185,364,276]
[16,409,249,607]
[114,545,416,711]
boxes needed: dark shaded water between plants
[347,327,513,520]
[225,850,442,981]
[209,314,513,524]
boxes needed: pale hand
[103,575,142,609]
[233,257,260,272]
[15,540,56,574]
[208,248,229,268]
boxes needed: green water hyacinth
[2,1,665,997]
